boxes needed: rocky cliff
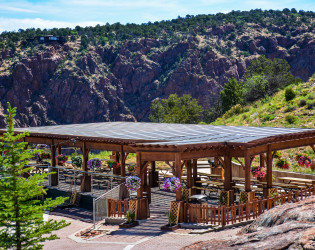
[0,15,314,127]
[184,196,315,249]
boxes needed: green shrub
[306,100,315,110]
[284,105,296,113]
[285,114,297,124]
[223,104,246,119]
[299,99,307,107]
[285,87,296,101]
[262,114,275,122]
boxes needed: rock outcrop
[0,24,314,127]
[183,196,315,250]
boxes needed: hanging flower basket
[87,158,102,171]
[125,176,141,192]
[71,156,82,168]
[163,177,181,192]
[127,164,136,175]
[107,160,120,169]
[251,166,266,178]
[295,153,311,167]
[275,158,290,169]
[56,154,68,165]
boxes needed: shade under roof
[8,122,315,147]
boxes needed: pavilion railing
[25,165,126,196]
[93,184,124,228]
[183,185,315,226]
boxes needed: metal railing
[93,184,123,228]
[25,164,126,196]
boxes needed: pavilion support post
[120,146,126,177]
[267,145,273,189]
[175,153,182,201]
[149,161,158,187]
[224,152,234,204]
[57,146,61,155]
[136,152,144,199]
[186,160,192,188]
[50,145,58,186]
[192,159,197,184]
[244,150,251,192]
[224,154,232,190]
[80,143,91,192]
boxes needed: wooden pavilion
[2,122,315,218]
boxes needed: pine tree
[0,103,69,250]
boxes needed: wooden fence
[107,198,129,218]
[183,185,315,226]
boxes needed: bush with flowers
[40,152,51,159]
[56,154,68,164]
[275,158,290,169]
[251,165,266,178]
[295,153,311,167]
[127,164,136,175]
[125,176,141,192]
[87,158,102,171]
[107,160,120,169]
[163,177,181,192]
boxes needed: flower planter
[257,176,266,182]
[160,224,180,231]
[119,220,139,228]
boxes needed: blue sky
[0,0,314,32]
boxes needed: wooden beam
[120,146,126,177]
[266,145,273,189]
[181,148,226,160]
[244,150,251,192]
[217,157,225,168]
[192,159,197,184]
[80,142,91,192]
[186,160,192,188]
[140,151,175,161]
[136,152,144,199]
[260,154,265,169]
[175,153,182,201]
[50,143,58,186]
[224,152,232,190]
[234,157,244,169]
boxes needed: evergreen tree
[149,94,203,124]
[0,103,68,250]
[220,77,243,112]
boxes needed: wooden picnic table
[278,177,315,186]
[233,184,263,192]
[198,172,221,177]
[232,177,260,183]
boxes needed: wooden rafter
[217,157,225,168]
[234,157,245,169]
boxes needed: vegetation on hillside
[213,74,314,128]
[220,56,301,113]
[149,94,205,123]
[1,9,314,50]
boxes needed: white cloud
[0,5,38,13]
[0,18,104,33]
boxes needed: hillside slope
[212,75,315,128]
[0,9,314,127]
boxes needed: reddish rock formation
[183,196,315,250]
[0,27,314,127]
